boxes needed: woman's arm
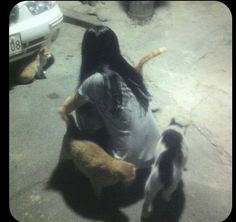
[58,93,87,120]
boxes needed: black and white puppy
[141,118,189,219]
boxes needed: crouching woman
[59,25,160,169]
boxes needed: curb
[62,8,102,29]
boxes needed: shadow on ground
[46,160,150,222]
[9,60,22,90]
[46,159,185,222]
[118,1,169,13]
[46,109,185,222]
[63,16,96,29]
[142,181,186,222]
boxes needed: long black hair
[78,25,151,112]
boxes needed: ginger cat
[59,114,136,198]
[17,46,54,84]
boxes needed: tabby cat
[17,46,54,84]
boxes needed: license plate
[9,34,23,56]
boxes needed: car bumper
[9,4,63,63]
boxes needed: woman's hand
[58,95,77,120]
[58,106,67,121]
[58,93,87,121]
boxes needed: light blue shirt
[78,72,160,168]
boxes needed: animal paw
[141,209,150,219]
[35,71,46,79]
[58,107,67,121]
[141,205,151,219]
[112,151,122,160]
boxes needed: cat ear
[39,47,46,54]
[170,118,176,125]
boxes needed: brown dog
[59,114,136,198]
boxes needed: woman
[59,25,160,169]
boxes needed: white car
[9,1,63,63]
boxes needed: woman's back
[78,72,160,168]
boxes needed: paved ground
[10,1,232,222]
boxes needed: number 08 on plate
[9,34,23,56]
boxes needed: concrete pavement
[10,1,232,222]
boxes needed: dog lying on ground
[141,118,189,219]
[59,114,136,198]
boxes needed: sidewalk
[10,1,232,222]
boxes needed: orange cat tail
[147,47,167,59]
[135,47,167,73]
